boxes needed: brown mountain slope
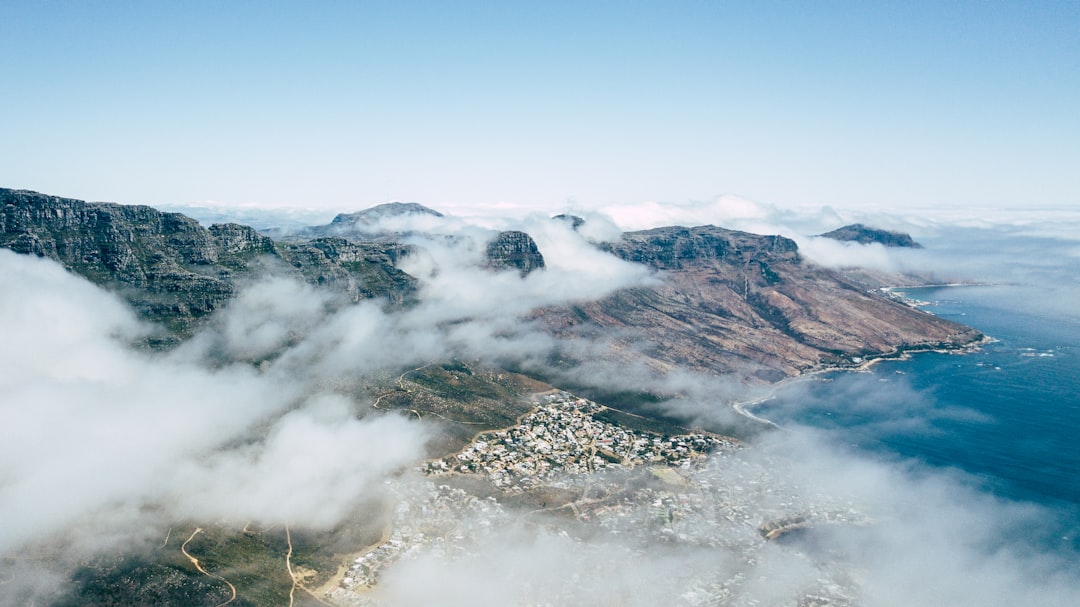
[537,226,980,380]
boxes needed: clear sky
[2,1,1078,212]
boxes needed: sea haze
[759,280,1080,553]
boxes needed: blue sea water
[758,283,1080,551]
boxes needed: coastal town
[324,392,867,606]
[422,392,739,490]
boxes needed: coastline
[879,282,996,309]
[730,332,992,428]
[730,279,993,427]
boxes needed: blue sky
[2,1,1078,212]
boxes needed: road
[180,528,237,607]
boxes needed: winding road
[180,528,237,607]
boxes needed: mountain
[1,188,977,374]
[538,226,977,380]
[299,203,547,275]
[818,223,923,248]
[297,201,445,241]
[1,188,415,341]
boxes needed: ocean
[757,282,1080,553]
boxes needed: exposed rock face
[819,223,923,248]
[485,230,546,275]
[278,237,415,302]
[539,225,978,380]
[1,188,415,338]
[602,226,799,273]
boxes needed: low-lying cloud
[0,219,655,553]
[0,252,427,553]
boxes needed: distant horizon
[3,2,1078,212]
[8,181,1080,221]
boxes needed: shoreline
[731,333,992,428]
[731,279,993,427]
[879,282,997,309]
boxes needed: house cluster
[339,483,507,593]
[422,392,736,492]
[326,393,864,606]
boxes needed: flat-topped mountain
[1,188,416,340]
[819,223,923,248]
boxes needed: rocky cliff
[485,230,546,275]
[1,188,415,340]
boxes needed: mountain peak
[330,201,444,226]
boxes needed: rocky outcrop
[819,223,923,248]
[278,237,415,302]
[484,230,546,276]
[1,188,415,339]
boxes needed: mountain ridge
[1,188,416,341]
[2,187,979,375]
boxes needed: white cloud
[597,194,776,231]
[794,236,917,272]
[169,395,428,528]
[0,251,296,552]
[0,251,433,561]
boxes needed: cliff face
[539,225,978,380]
[485,230,546,275]
[1,189,415,339]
